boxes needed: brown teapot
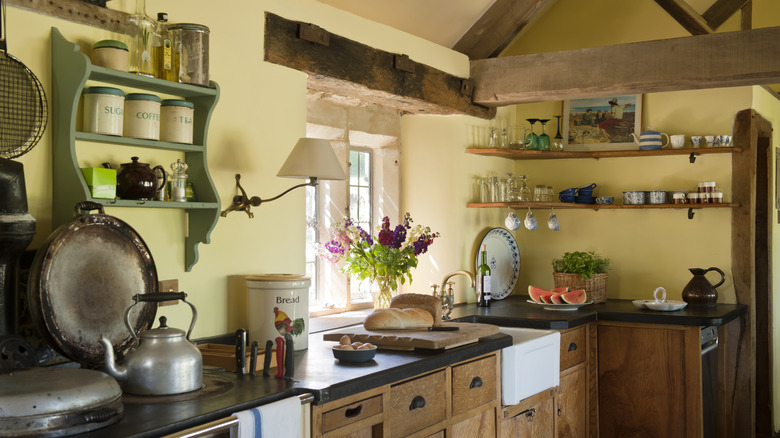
[681,267,725,307]
[116,157,167,200]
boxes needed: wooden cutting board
[323,322,499,350]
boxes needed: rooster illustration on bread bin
[273,307,304,378]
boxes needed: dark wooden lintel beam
[452,0,554,60]
[654,0,714,35]
[470,26,780,106]
[7,0,130,34]
[264,12,495,119]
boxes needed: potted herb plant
[552,251,611,303]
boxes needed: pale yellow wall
[10,0,469,338]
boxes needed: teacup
[505,211,522,231]
[718,134,732,147]
[691,136,702,148]
[704,135,716,147]
[653,287,667,303]
[646,190,666,204]
[623,191,645,205]
[670,134,685,149]
[595,196,614,205]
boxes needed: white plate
[476,228,520,300]
[633,300,687,311]
[526,300,594,311]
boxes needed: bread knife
[428,326,459,331]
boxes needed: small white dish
[645,300,687,312]
[526,300,594,311]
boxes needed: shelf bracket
[689,152,700,163]
[688,208,695,219]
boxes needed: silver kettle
[100,292,202,395]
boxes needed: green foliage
[552,251,610,279]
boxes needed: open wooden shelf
[465,147,739,160]
[467,201,738,210]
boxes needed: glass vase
[372,278,397,309]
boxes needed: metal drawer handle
[344,404,363,418]
[409,395,426,411]
[558,406,563,416]
[469,376,483,389]
[525,407,536,422]
[568,342,578,352]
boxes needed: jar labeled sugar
[124,93,161,140]
[160,99,194,144]
[83,86,124,136]
[91,40,129,71]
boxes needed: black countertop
[448,295,747,329]
[76,296,747,436]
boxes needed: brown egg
[340,345,355,350]
[351,342,364,349]
[339,335,352,345]
[357,344,371,350]
[364,343,376,349]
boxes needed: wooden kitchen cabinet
[51,27,221,271]
[499,388,556,438]
[597,321,703,438]
[310,352,500,438]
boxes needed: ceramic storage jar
[91,40,129,71]
[82,86,124,136]
[124,93,161,140]
[160,99,194,144]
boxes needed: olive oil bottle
[155,13,175,81]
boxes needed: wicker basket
[553,272,608,303]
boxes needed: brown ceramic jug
[681,267,725,307]
[117,157,167,200]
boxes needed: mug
[505,212,522,231]
[672,192,687,204]
[691,136,702,148]
[670,135,685,149]
[623,191,645,205]
[647,190,666,205]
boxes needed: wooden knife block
[198,343,275,372]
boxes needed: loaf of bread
[363,307,434,330]
[390,293,442,324]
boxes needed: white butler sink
[499,327,561,405]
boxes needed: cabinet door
[452,408,496,438]
[499,395,554,438]
[556,362,586,438]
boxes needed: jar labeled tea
[124,93,161,140]
[170,23,210,87]
[160,99,194,144]
[91,40,129,71]
[83,86,124,136]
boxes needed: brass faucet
[435,270,476,320]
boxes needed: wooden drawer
[388,370,447,437]
[451,354,497,416]
[321,394,383,434]
[559,326,586,371]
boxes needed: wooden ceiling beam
[264,12,495,119]
[451,0,555,60]
[470,26,780,106]
[703,0,751,30]
[653,0,714,35]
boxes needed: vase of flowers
[317,213,440,308]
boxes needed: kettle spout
[99,336,128,382]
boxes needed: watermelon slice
[528,285,549,304]
[561,289,588,304]
[540,292,555,303]
[551,287,569,293]
[550,293,564,304]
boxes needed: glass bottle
[129,0,156,77]
[155,12,174,81]
[169,159,188,202]
[477,244,491,307]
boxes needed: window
[305,93,401,315]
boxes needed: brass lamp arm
[220,174,318,218]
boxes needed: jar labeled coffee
[160,99,194,144]
[124,93,161,140]
[83,87,124,136]
[170,23,210,87]
[91,40,129,71]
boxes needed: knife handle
[249,341,259,375]
[235,329,246,374]
[262,340,273,376]
[284,333,294,380]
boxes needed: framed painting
[562,95,642,150]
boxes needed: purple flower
[391,224,406,249]
[357,226,373,245]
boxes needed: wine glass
[538,119,551,151]
[525,118,539,150]
[517,175,531,201]
[552,115,564,152]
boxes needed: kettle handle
[152,165,168,193]
[124,292,199,344]
[706,267,726,289]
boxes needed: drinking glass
[488,127,498,148]
[552,115,564,151]
[508,127,525,149]
[525,119,539,150]
[518,175,531,201]
[533,184,545,202]
[538,119,551,151]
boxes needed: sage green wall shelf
[51,27,221,271]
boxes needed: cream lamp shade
[277,138,346,180]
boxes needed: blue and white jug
[631,129,670,150]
